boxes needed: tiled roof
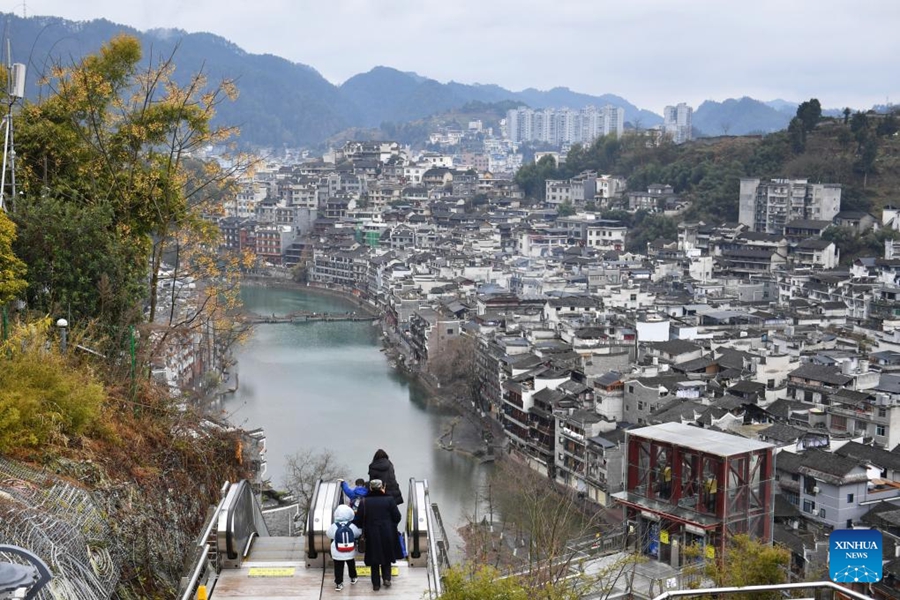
[798,449,866,482]
[835,441,900,472]
[788,363,853,386]
[759,423,805,443]
[775,450,803,473]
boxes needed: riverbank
[241,275,500,461]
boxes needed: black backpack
[334,521,356,553]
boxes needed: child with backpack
[326,504,361,590]
[340,478,369,511]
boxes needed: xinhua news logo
[829,529,882,583]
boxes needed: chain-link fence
[0,457,123,599]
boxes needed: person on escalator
[368,449,404,506]
[340,477,369,511]
[353,479,402,591]
[327,504,361,591]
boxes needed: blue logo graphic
[829,529,882,583]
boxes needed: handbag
[398,530,407,559]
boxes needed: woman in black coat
[353,479,402,591]
[368,448,404,505]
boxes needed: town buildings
[211,129,900,578]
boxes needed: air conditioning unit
[812,486,820,495]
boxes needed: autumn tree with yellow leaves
[11,34,255,373]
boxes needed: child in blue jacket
[340,478,368,510]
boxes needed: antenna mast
[0,34,25,212]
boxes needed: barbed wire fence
[0,457,123,600]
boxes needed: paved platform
[211,537,430,599]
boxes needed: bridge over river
[241,310,377,324]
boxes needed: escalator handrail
[306,478,323,559]
[224,480,269,560]
[408,477,421,558]
[423,480,442,598]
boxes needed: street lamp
[56,318,68,353]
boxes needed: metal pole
[0,114,9,211]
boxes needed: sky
[11,0,900,114]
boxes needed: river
[222,284,490,560]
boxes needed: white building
[663,103,693,144]
[506,105,625,144]
[739,178,842,234]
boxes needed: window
[630,294,637,301]
[847,519,853,529]
[877,425,886,437]
[446,328,454,335]
[767,379,775,389]
[638,401,645,411]
[803,499,816,514]
[831,415,847,432]
[847,493,854,503]
[804,476,817,495]
[879,408,887,418]
[820,509,826,519]
[629,386,635,394]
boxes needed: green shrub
[0,344,106,452]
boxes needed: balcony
[560,426,586,442]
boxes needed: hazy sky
[14,0,900,114]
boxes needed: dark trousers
[371,562,391,587]
[334,558,357,584]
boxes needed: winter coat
[341,480,368,508]
[327,504,362,561]
[368,457,404,505]
[353,492,402,567]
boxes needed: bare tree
[467,458,615,589]
[429,334,478,402]
[282,448,348,529]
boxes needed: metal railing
[651,581,875,600]
[178,480,270,600]
[422,481,443,599]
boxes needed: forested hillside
[0,35,250,598]
[516,101,900,257]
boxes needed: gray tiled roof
[760,423,805,443]
[775,450,803,473]
[835,441,900,472]
[788,363,853,386]
[647,340,702,356]
[798,449,866,482]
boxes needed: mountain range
[0,13,855,148]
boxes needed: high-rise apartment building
[739,178,842,234]
[505,105,624,144]
[663,103,693,144]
